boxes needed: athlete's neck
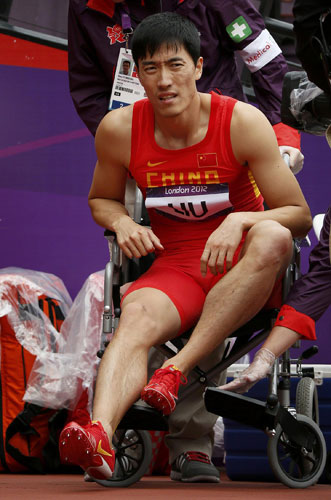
[154,93,211,150]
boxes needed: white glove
[218,348,276,394]
[279,145,304,175]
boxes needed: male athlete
[59,12,312,481]
[69,0,304,482]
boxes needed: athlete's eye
[144,65,157,73]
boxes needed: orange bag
[0,282,68,473]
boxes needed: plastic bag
[24,271,106,412]
[290,74,327,135]
[0,267,72,357]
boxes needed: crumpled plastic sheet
[290,74,326,135]
[0,267,72,358]
[23,270,106,412]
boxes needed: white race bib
[145,183,233,221]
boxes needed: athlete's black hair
[131,12,200,67]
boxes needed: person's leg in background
[165,342,227,483]
[147,344,226,482]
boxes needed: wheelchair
[95,190,327,489]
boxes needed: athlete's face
[137,44,203,118]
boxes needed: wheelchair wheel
[267,414,326,488]
[93,429,152,487]
[325,452,331,483]
[296,377,320,425]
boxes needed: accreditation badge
[109,48,146,110]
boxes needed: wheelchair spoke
[118,438,140,451]
[117,454,139,475]
[114,430,127,447]
[279,451,292,462]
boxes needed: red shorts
[122,237,245,335]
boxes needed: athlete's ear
[195,57,203,81]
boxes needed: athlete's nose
[157,66,172,88]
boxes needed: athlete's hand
[113,216,164,259]
[200,213,244,276]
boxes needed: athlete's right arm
[88,107,164,259]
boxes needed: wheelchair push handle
[300,345,319,360]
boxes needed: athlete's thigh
[122,286,181,343]
[122,264,206,339]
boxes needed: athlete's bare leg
[92,288,181,439]
[161,220,293,375]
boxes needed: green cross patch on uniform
[226,16,252,43]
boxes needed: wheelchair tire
[93,429,152,488]
[267,414,326,488]
[325,452,331,484]
[296,377,320,425]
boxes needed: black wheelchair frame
[94,228,327,489]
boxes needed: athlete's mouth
[159,93,177,102]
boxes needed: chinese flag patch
[197,153,218,167]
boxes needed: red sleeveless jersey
[129,93,264,249]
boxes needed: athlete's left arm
[200,101,311,277]
[230,101,312,238]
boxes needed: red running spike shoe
[59,420,115,480]
[141,365,187,415]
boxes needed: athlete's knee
[247,221,292,271]
[117,301,158,345]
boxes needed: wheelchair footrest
[204,387,277,431]
[118,403,169,431]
